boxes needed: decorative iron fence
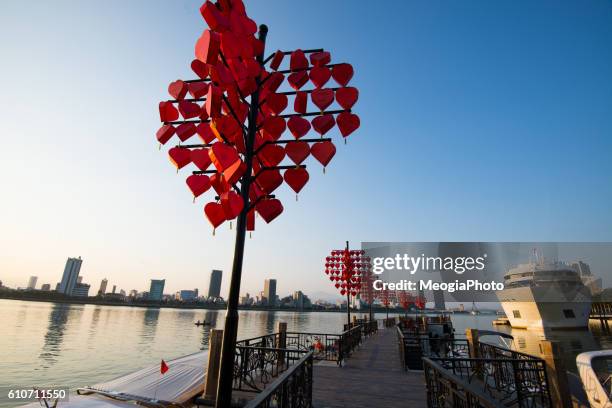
[397,327,470,370]
[243,351,314,408]
[285,331,342,362]
[479,342,538,362]
[236,333,279,349]
[425,356,552,408]
[233,346,308,393]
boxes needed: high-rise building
[149,279,165,301]
[112,285,117,294]
[58,257,82,295]
[179,290,196,301]
[98,278,108,296]
[208,270,222,299]
[293,291,304,310]
[433,290,445,310]
[264,279,277,307]
[40,283,51,291]
[72,283,90,297]
[27,276,38,290]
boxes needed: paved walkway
[312,327,427,407]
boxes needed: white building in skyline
[27,276,38,290]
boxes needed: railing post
[277,321,287,369]
[204,329,223,402]
[540,340,572,408]
[465,328,483,379]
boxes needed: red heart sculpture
[220,31,242,59]
[238,77,257,97]
[310,51,331,67]
[309,66,331,88]
[311,88,334,111]
[210,173,230,194]
[311,114,335,135]
[176,123,197,142]
[191,59,209,79]
[331,63,354,86]
[196,123,215,143]
[284,168,309,193]
[311,141,336,167]
[255,169,283,193]
[178,101,202,119]
[262,116,286,141]
[244,59,261,78]
[270,50,284,71]
[209,143,240,172]
[188,82,209,99]
[285,141,310,164]
[168,147,192,169]
[200,1,230,32]
[227,58,248,81]
[190,148,211,170]
[159,102,179,122]
[186,174,211,197]
[256,199,283,223]
[290,49,308,71]
[336,112,360,137]
[288,71,309,90]
[220,191,244,220]
[263,93,288,115]
[156,125,175,145]
[247,208,255,231]
[287,116,311,139]
[168,80,187,100]
[204,202,226,228]
[206,86,222,118]
[223,158,245,185]
[258,144,285,167]
[335,87,359,110]
[195,29,220,64]
[264,72,284,92]
[294,91,307,114]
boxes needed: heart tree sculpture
[324,242,371,326]
[359,258,377,320]
[155,1,361,406]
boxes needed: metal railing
[397,327,470,370]
[243,351,314,408]
[479,342,542,363]
[425,356,552,408]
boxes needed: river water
[1,299,610,407]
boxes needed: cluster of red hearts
[325,249,371,297]
[398,290,426,310]
[155,0,360,232]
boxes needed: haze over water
[1,299,610,408]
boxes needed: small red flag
[160,359,169,374]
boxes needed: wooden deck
[312,327,427,408]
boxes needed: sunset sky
[1,0,611,299]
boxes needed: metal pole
[345,241,350,328]
[215,24,268,408]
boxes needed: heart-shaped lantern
[285,141,310,165]
[204,202,226,228]
[284,168,309,193]
[311,141,336,167]
[311,88,334,111]
[336,112,360,137]
[335,87,359,110]
[256,199,283,223]
[287,116,311,139]
[186,174,211,198]
[311,114,335,135]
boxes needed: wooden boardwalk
[312,327,427,407]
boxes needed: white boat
[577,350,612,408]
[496,261,592,330]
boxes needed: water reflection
[139,308,160,345]
[39,304,72,367]
[199,311,220,349]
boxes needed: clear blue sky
[1,1,611,299]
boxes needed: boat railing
[242,351,313,408]
[424,356,553,408]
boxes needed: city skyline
[1,1,611,299]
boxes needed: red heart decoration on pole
[220,191,244,220]
[196,123,215,143]
[256,199,284,223]
[168,147,192,169]
[284,168,309,193]
[258,144,285,167]
[220,31,243,59]
[311,88,334,111]
[264,72,284,92]
[200,1,230,32]
[159,102,179,122]
[168,80,188,100]
[294,91,307,114]
[261,116,286,140]
[209,143,240,172]
[290,49,308,71]
[210,173,230,194]
[310,51,331,67]
[309,66,331,88]
[247,208,255,231]
[335,87,359,110]
[311,141,336,167]
[156,125,176,145]
[204,202,226,228]
[176,123,197,142]
[285,141,310,165]
[188,82,209,99]
[191,59,209,79]
[336,112,360,137]
[255,168,283,193]
[287,116,311,139]
[311,114,336,135]
[288,71,309,90]
[191,148,212,170]
[263,93,288,115]
[206,86,223,118]
[269,50,284,71]
[186,174,211,197]
[178,101,202,119]
[195,29,220,64]
[331,63,354,86]
[223,158,246,185]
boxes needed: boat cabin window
[512,310,521,318]
[563,309,576,318]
